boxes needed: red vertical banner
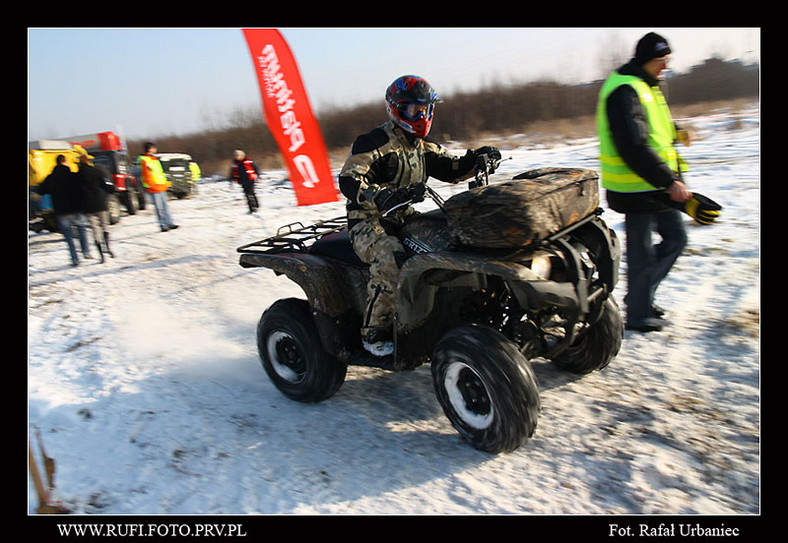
[242,29,338,206]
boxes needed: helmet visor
[399,102,434,121]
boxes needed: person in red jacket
[230,150,260,214]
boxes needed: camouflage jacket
[339,121,477,226]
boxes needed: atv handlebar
[381,153,510,217]
[470,153,508,189]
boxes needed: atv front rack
[237,216,347,255]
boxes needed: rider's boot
[362,327,394,357]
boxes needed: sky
[27,27,760,142]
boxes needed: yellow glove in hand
[685,193,722,225]
[676,128,692,146]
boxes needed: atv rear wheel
[551,297,623,374]
[431,326,540,453]
[257,298,347,403]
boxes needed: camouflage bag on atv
[444,167,600,249]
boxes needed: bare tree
[597,31,630,79]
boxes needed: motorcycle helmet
[385,75,440,138]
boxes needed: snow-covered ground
[28,104,759,517]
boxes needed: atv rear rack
[237,216,348,255]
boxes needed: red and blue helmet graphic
[385,75,440,138]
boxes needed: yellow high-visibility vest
[139,154,170,193]
[596,73,685,192]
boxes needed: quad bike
[237,156,623,453]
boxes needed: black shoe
[169,224,179,230]
[625,318,664,332]
[104,233,114,258]
[624,295,666,319]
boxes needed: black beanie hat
[634,32,671,65]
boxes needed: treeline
[128,57,759,176]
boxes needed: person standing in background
[73,145,114,262]
[230,150,260,214]
[33,154,90,267]
[596,32,692,332]
[189,160,201,195]
[139,142,179,232]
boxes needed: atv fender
[395,252,545,332]
[240,252,356,318]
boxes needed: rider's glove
[684,193,722,225]
[406,183,426,203]
[474,146,502,161]
[374,187,410,213]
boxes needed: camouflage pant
[349,217,407,334]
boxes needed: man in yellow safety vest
[596,32,691,332]
[139,142,179,232]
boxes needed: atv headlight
[530,254,552,280]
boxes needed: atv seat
[310,230,366,267]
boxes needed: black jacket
[34,164,81,215]
[76,164,114,213]
[603,60,680,213]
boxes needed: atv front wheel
[431,326,540,453]
[551,297,623,374]
[257,298,347,402]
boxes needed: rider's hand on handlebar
[374,187,411,213]
[375,184,427,213]
[406,183,426,203]
[474,146,502,162]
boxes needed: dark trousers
[624,209,687,324]
[242,183,258,213]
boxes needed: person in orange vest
[229,150,260,214]
[139,142,179,232]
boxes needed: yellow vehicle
[158,153,199,199]
[29,140,123,232]
[28,141,80,232]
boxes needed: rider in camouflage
[338,75,500,356]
